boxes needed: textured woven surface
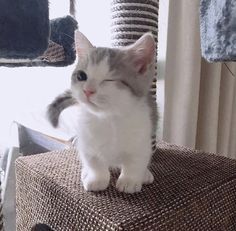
[0,40,67,67]
[111,0,159,47]
[16,142,236,230]
[111,0,159,151]
[39,40,66,63]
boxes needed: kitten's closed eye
[103,79,115,82]
[100,79,116,85]
[77,71,87,81]
[102,79,130,90]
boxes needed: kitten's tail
[47,90,78,128]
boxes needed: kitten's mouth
[85,98,98,108]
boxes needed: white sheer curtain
[163,0,236,158]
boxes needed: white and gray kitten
[47,31,157,193]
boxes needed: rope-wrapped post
[111,0,159,150]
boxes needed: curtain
[163,0,236,158]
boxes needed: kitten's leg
[116,156,151,193]
[81,155,110,191]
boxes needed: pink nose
[83,90,95,98]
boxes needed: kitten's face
[71,31,155,115]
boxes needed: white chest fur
[76,101,152,167]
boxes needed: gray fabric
[17,123,70,155]
[200,0,236,62]
[0,0,49,60]
[48,16,77,67]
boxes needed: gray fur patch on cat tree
[200,0,236,62]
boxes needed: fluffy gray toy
[200,0,236,62]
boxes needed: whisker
[61,32,74,40]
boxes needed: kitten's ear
[126,33,156,74]
[74,30,94,58]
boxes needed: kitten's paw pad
[116,177,142,193]
[143,170,154,184]
[82,175,109,192]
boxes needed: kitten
[47,31,157,193]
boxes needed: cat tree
[15,0,236,230]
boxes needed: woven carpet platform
[16,142,236,230]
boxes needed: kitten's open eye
[77,71,87,81]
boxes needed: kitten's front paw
[143,169,154,184]
[82,173,110,192]
[116,176,142,193]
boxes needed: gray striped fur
[49,41,157,132]
[47,90,77,127]
[93,47,158,135]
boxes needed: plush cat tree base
[16,142,236,230]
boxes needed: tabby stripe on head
[47,90,77,127]
[111,0,159,153]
